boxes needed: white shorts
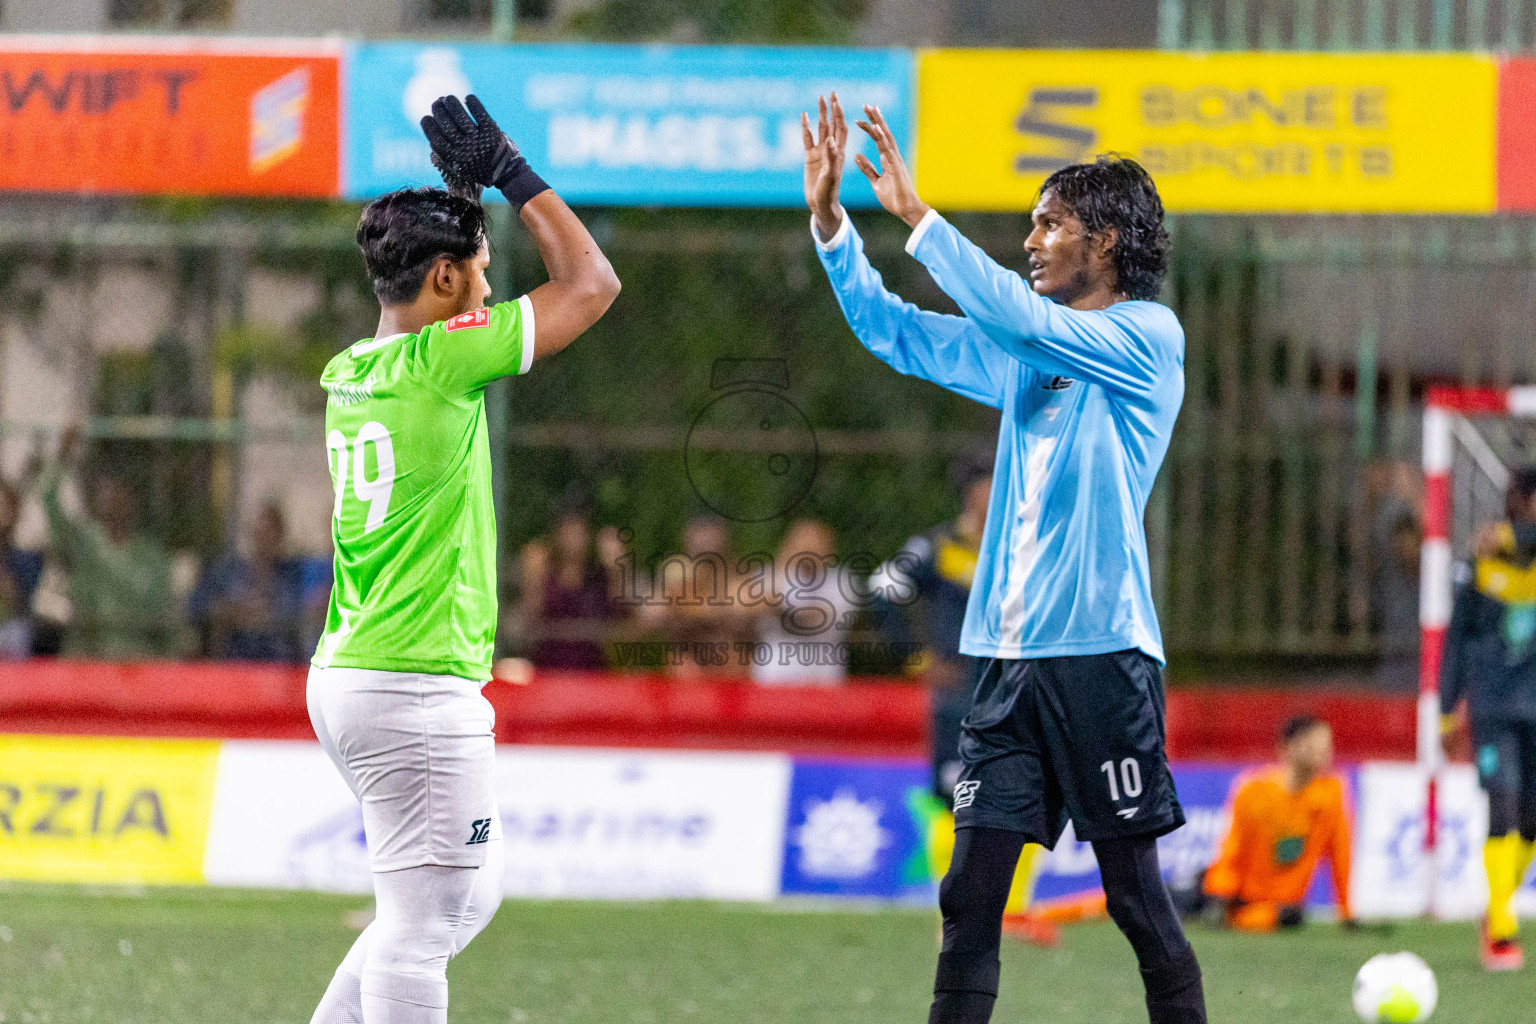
[307,665,502,872]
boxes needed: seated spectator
[1202,715,1354,931]
[42,429,179,659]
[638,515,755,678]
[518,501,616,669]
[0,482,42,658]
[1370,460,1422,692]
[190,502,307,663]
[751,518,853,686]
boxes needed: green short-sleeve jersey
[311,295,535,681]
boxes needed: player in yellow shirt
[1202,715,1354,932]
[1443,468,1536,971]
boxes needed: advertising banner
[916,50,1496,214]
[0,733,220,884]
[2,732,1509,917]
[1498,57,1536,210]
[1352,762,1491,920]
[782,759,1353,912]
[779,757,933,901]
[1034,764,1274,906]
[0,38,341,198]
[345,43,912,206]
[204,742,793,901]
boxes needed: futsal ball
[1352,952,1438,1023]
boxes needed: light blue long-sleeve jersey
[816,210,1183,663]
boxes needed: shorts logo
[1041,376,1075,391]
[445,309,490,333]
[466,818,493,845]
[1116,806,1140,819]
[952,780,981,810]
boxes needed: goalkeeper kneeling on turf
[1199,716,1354,933]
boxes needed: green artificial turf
[0,884,1531,1023]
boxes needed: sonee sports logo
[465,818,493,845]
[952,780,981,810]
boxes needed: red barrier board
[0,660,1419,762]
[1499,57,1536,210]
[0,38,340,198]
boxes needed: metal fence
[9,200,1536,671]
[1158,0,1536,50]
[1153,214,1536,670]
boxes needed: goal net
[1420,385,1536,911]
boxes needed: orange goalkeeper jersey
[1203,768,1353,927]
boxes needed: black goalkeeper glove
[420,94,550,210]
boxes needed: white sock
[310,924,370,1024]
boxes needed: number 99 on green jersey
[312,295,535,681]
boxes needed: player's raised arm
[423,95,619,364]
[854,106,1179,400]
[517,190,620,360]
[803,94,1010,409]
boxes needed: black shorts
[1472,719,1536,795]
[952,650,1184,847]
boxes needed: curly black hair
[356,187,486,305]
[1040,155,1170,302]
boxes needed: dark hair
[357,187,486,305]
[949,452,994,493]
[1040,155,1170,302]
[1509,466,1536,515]
[1280,714,1325,745]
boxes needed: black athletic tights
[929,827,1207,1024]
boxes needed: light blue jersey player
[803,95,1205,1024]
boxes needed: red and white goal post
[1420,384,1536,901]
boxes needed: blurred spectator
[41,429,180,659]
[0,482,42,659]
[1200,715,1354,932]
[751,517,853,686]
[299,553,335,661]
[1369,460,1423,691]
[190,502,307,663]
[518,501,617,669]
[639,514,755,678]
[875,465,993,800]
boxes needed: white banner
[493,747,790,901]
[202,742,791,901]
[1352,762,1488,920]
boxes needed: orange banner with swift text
[0,39,340,198]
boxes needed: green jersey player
[307,96,619,1024]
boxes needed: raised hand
[854,104,930,229]
[802,93,849,242]
[420,94,526,197]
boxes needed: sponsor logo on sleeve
[952,780,981,810]
[445,308,491,333]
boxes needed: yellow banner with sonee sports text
[0,734,220,884]
[915,50,1496,214]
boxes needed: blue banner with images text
[345,43,913,207]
